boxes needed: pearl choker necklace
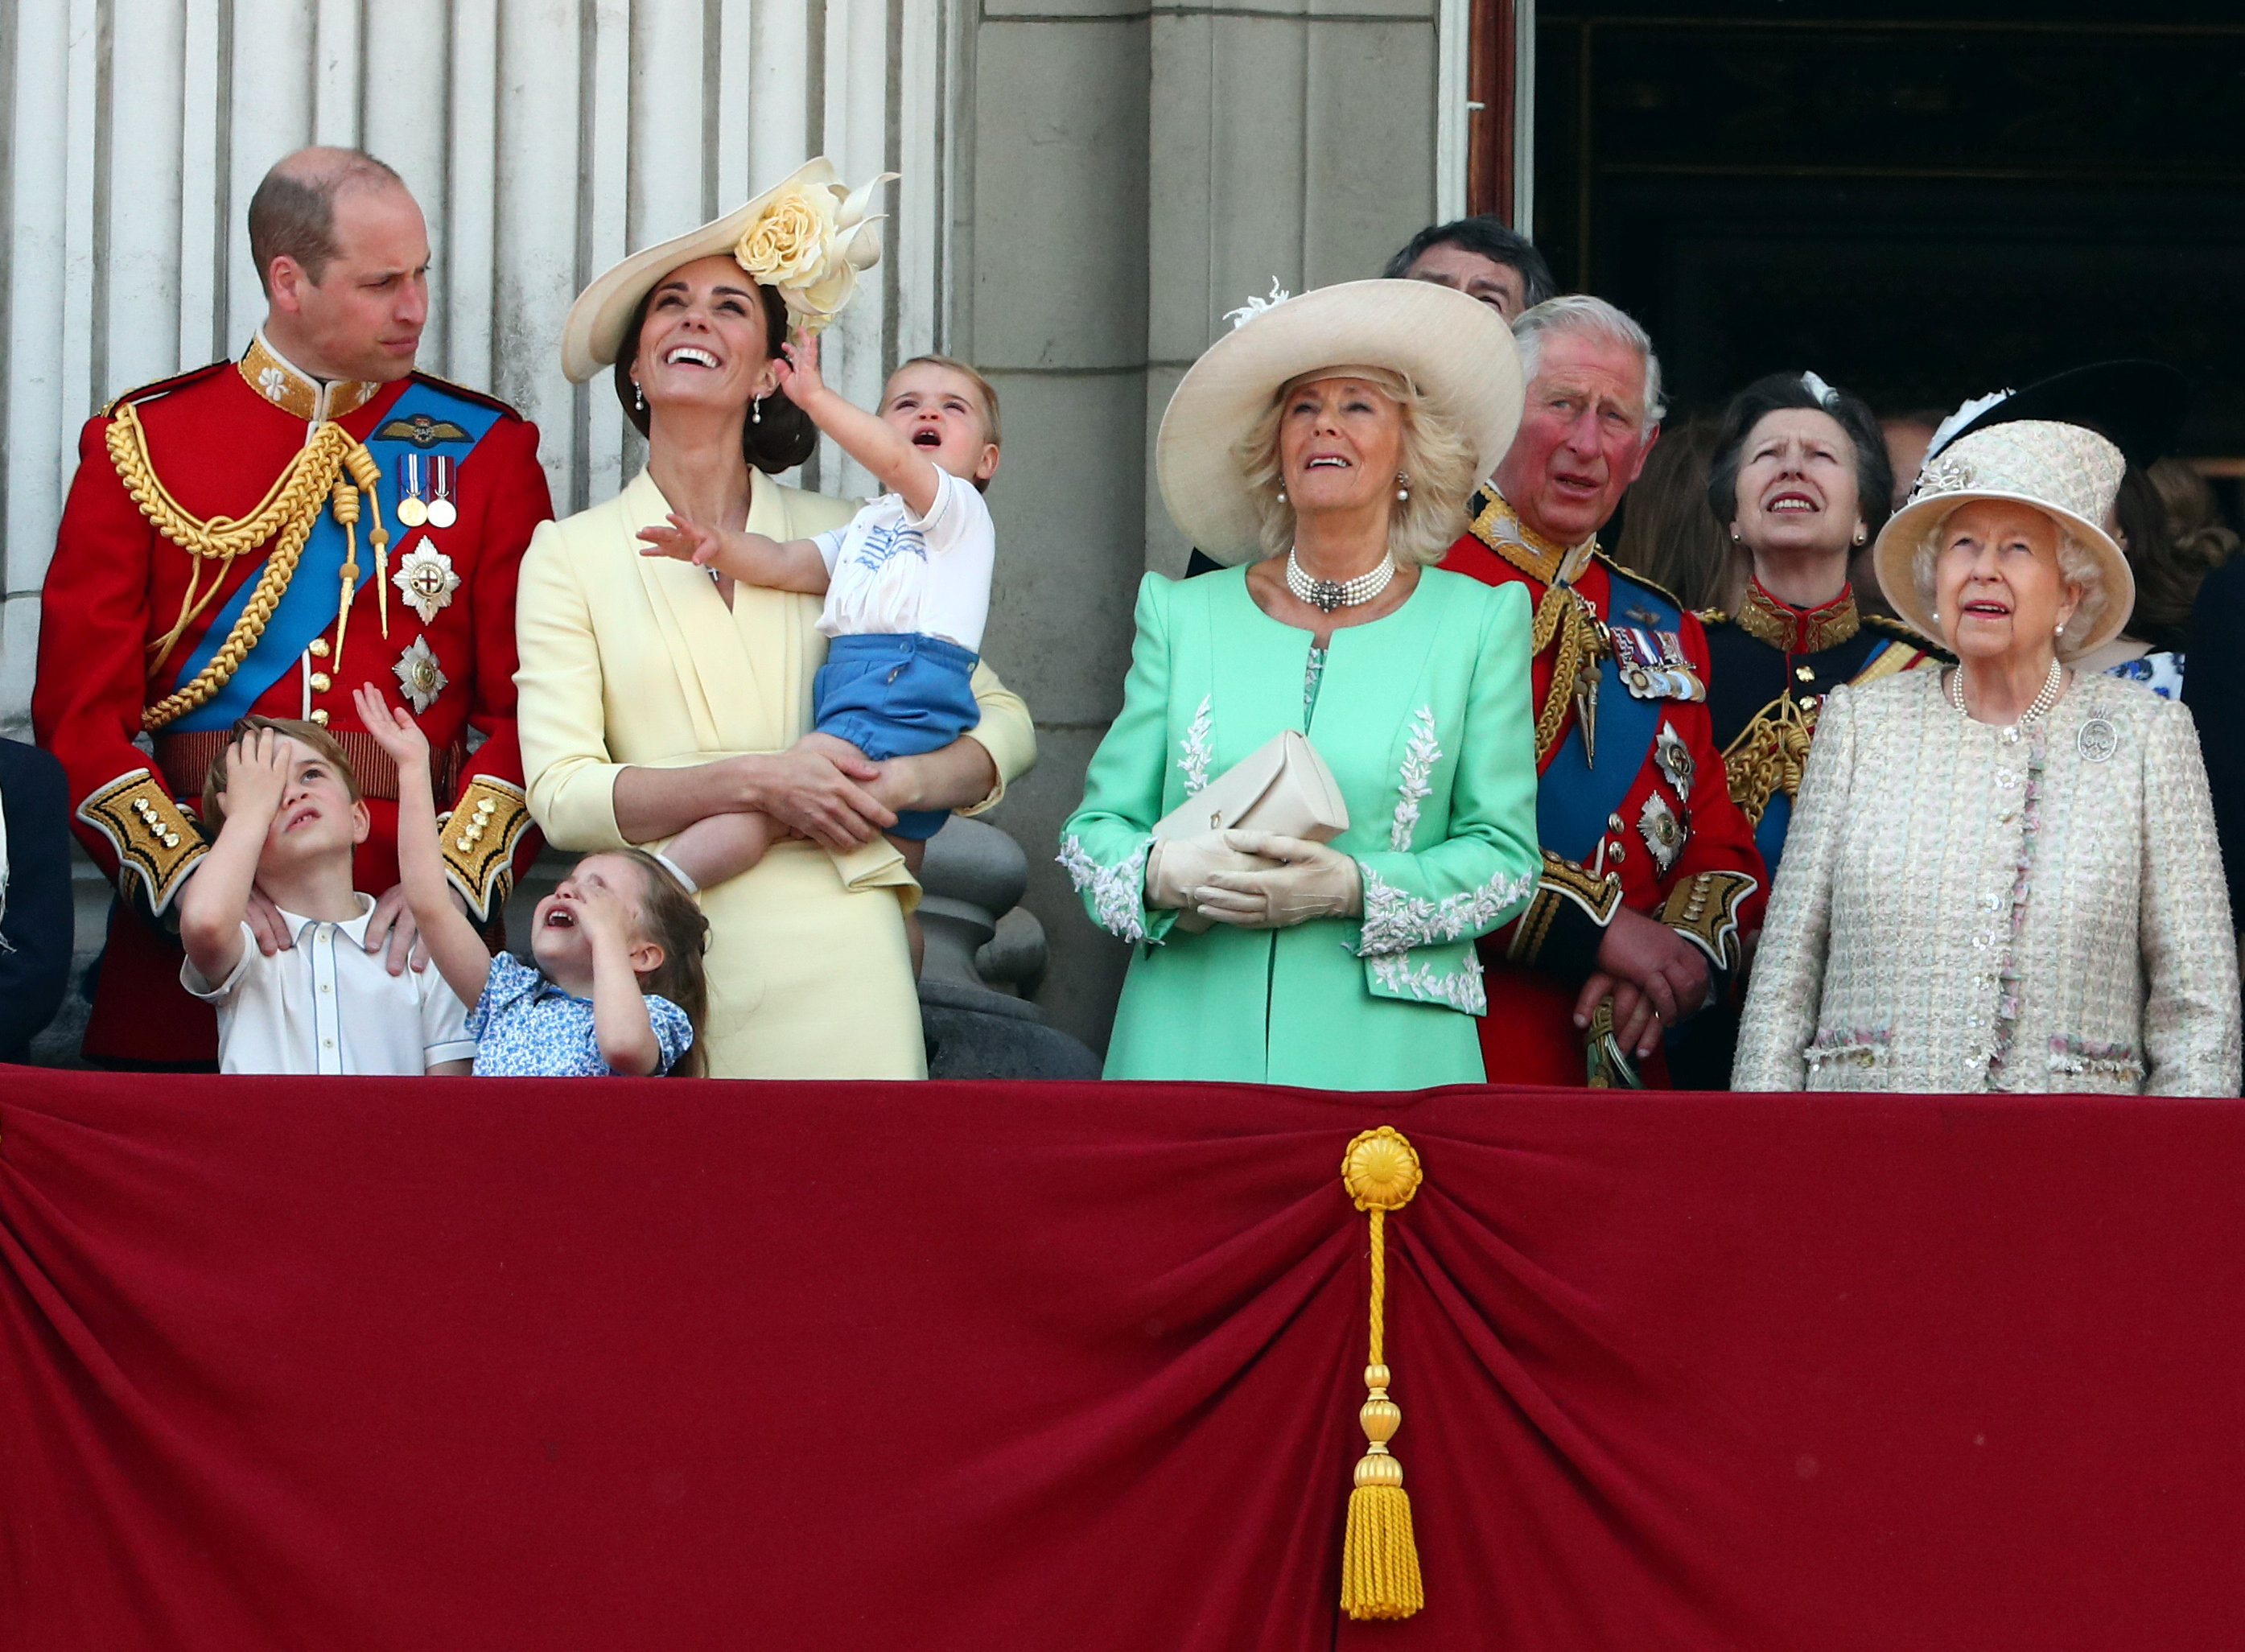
[1948,656,2064,727]
[1286,548,1397,614]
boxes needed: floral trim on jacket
[2047,1036,2144,1079]
[1370,948,1487,1016]
[1355,863,1534,957]
[1177,696,1213,796]
[1390,707,1439,851]
[1802,1026,1890,1069]
[1057,833,1154,944]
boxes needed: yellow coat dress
[515,468,1036,1078]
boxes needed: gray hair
[1512,295,1666,431]
[1233,369,1481,568]
[1910,507,2111,651]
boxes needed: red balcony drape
[5,1070,2243,1650]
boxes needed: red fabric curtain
[5,1070,2243,1650]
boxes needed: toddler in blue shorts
[641,332,1001,895]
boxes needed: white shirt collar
[278,891,380,947]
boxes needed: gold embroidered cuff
[1659,868,1759,975]
[441,777,531,921]
[1507,851,1623,978]
[78,768,207,917]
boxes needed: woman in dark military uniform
[1670,371,1943,1086]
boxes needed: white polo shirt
[811,468,995,651]
[181,894,477,1076]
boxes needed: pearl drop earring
[752,393,763,425]
[633,380,645,414]
[1276,487,1287,505]
[1395,472,1411,503]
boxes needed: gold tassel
[330,475,361,675]
[1340,1126,1426,1621]
[344,445,392,641]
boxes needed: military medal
[1637,792,1687,874]
[395,453,430,528]
[426,455,459,529]
[1655,720,1694,797]
[393,635,448,713]
[393,543,461,624]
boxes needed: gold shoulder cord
[110,402,391,731]
[1528,584,1600,764]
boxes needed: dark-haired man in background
[1385,215,1556,323]
[35,146,550,1065]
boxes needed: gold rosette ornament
[733,170,894,336]
[1339,1126,1427,1621]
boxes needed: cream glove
[1191,831,1362,929]
[1144,830,1275,911]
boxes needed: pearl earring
[1852,525,1867,546]
[633,380,645,414]
[1729,526,1742,543]
[1395,472,1411,502]
[1276,487,1287,505]
[752,393,763,426]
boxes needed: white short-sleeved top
[181,893,479,1075]
[811,468,995,651]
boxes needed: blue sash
[167,381,503,731]
[1534,576,1683,865]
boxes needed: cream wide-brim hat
[558,158,888,384]
[1155,278,1524,565]
[1872,418,2136,660]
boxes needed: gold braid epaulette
[109,402,369,731]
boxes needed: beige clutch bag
[1152,729,1349,932]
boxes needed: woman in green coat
[1060,278,1542,1088]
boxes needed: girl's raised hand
[636,513,727,566]
[352,683,430,766]
[773,330,823,406]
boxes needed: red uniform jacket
[35,335,553,1064]
[1444,490,1768,1086]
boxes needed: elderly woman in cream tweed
[1734,418,2240,1094]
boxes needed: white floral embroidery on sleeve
[1057,834,1154,944]
[1355,863,1534,957]
[1177,695,1213,797]
[1390,707,1440,851]
[1370,949,1487,1015]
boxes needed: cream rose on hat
[561,158,894,382]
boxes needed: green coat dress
[1061,566,1541,1088]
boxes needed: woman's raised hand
[637,513,727,566]
[773,330,825,407]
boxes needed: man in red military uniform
[35,147,550,1065]
[1444,295,1766,1086]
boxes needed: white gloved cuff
[1193,832,1362,929]
[1145,830,1272,911]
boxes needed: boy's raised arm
[354,685,499,1011]
[177,730,289,987]
[774,332,943,518]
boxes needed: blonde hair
[1230,368,1479,566]
[1909,504,2111,651]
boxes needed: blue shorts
[812,632,982,841]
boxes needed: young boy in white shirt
[636,340,1000,892]
[177,718,476,1076]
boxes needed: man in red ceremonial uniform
[1444,295,1767,1086]
[35,147,550,1065]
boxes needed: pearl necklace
[1948,656,2064,727]
[1285,547,1397,614]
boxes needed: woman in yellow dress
[517,161,1036,1077]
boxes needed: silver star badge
[1637,791,1687,875]
[1655,719,1694,797]
[393,635,448,713]
[393,543,460,624]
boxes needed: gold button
[476,798,496,817]
[163,832,181,848]
[308,638,330,657]
[310,671,332,691]
[456,836,473,852]
[1794,665,1815,682]
[310,708,330,725]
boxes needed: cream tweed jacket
[1734,670,2240,1094]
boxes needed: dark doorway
[1534,0,2245,484]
